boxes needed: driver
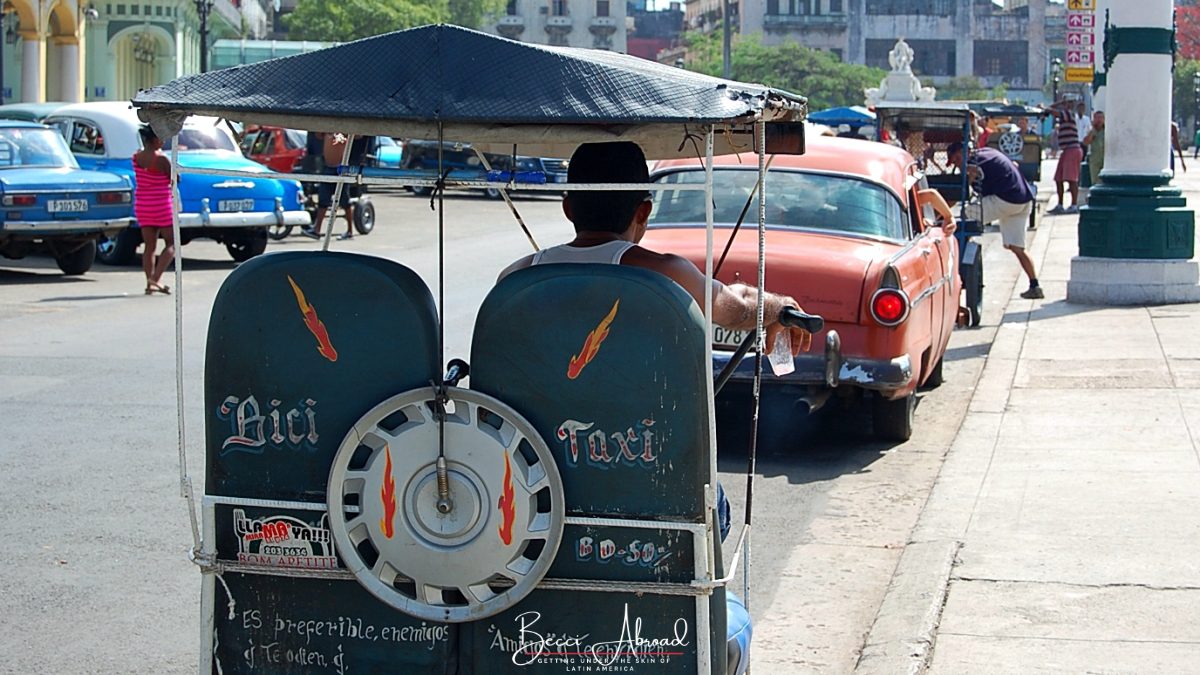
[499,142,814,355]
[499,141,816,541]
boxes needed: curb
[852,540,961,675]
[851,198,1062,675]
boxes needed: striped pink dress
[133,157,174,227]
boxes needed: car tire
[226,229,268,262]
[353,198,376,235]
[484,187,503,200]
[962,254,984,328]
[873,393,915,442]
[268,223,294,240]
[411,186,433,197]
[54,239,96,276]
[96,227,140,266]
[924,355,945,389]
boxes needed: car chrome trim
[2,217,133,232]
[0,188,129,196]
[212,180,256,189]
[177,210,311,228]
[713,350,912,391]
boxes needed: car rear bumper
[178,209,311,228]
[713,344,912,393]
[2,217,134,233]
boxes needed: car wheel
[924,355,945,389]
[267,223,294,240]
[353,198,376,235]
[962,255,984,328]
[226,229,268,262]
[53,239,96,276]
[411,186,433,197]
[484,187,503,200]
[873,393,915,442]
[96,227,140,266]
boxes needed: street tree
[684,31,886,111]
[286,0,505,42]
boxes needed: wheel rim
[327,387,564,623]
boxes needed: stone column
[1091,0,1112,112]
[19,31,43,103]
[58,38,81,103]
[1067,0,1200,304]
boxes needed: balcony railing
[763,14,848,28]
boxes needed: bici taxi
[135,24,826,674]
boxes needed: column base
[1079,174,1194,259]
[1067,256,1200,305]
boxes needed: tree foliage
[1172,59,1200,125]
[684,31,886,111]
[925,76,1007,102]
[286,0,504,41]
[1179,6,1200,61]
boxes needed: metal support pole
[195,0,212,73]
[721,0,731,79]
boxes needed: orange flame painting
[497,452,516,546]
[379,445,397,539]
[567,299,619,380]
[287,275,338,362]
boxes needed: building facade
[490,0,628,52]
[728,0,1048,99]
[0,0,248,105]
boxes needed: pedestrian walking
[1192,125,1200,159]
[1171,121,1187,175]
[133,125,175,295]
[1048,101,1082,213]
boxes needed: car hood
[0,167,130,191]
[640,226,899,325]
[176,150,273,172]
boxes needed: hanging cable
[743,118,767,610]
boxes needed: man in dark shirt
[948,142,1043,300]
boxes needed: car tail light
[98,191,131,204]
[2,194,35,206]
[870,288,909,326]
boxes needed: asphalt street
[0,187,1023,673]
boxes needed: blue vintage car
[0,121,133,275]
[45,101,310,264]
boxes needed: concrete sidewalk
[857,169,1200,673]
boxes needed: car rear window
[0,127,79,169]
[163,126,237,152]
[648,168,906,240]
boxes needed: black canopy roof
[133,24,807,158]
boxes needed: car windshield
[0,127,79,169]
[648,168,906,240]
[162,126,237,152]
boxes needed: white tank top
[530,240,635,266]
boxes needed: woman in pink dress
[133,125,175,294]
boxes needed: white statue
[888,39,915,74]
[865,38,937,106]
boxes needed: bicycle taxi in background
[133,24,820,674]
[875,102,986,327]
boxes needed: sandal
[146,282,171,295]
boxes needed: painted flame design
[287,275,338,362]
[379,445,397,539]
[567,299,619,380]
[497,451,516,546]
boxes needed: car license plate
[554,174,568,183]
[713,326,748,350]
[218,199,255,212]
[48,199,88,213]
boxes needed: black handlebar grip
[443,358,470,387]
[779,307,824,334]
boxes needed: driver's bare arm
[651,254,813,354]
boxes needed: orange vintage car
[640,135,960,441]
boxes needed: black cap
[568,142,649,187]
[947,141,963,158]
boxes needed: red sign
[1066,50,1094,66]
[1067,13,1095,29]
[1066,31,1094,46]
